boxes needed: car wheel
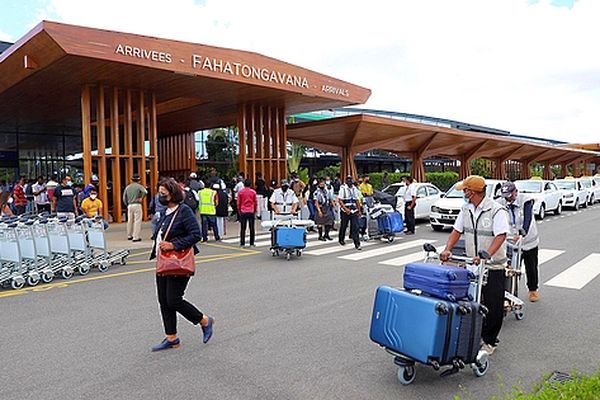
[582,197,588,208]
[554,201,562,215]
[574,198,579,210]
[537,204,545,220]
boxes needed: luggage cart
[45,217,76,279]
[15,220,55,285]
[0,222,27,290]
[363,204,397,243]
[84,216,129,271]
[371,243,491,385]
[261,215,313,261]
[65,217,93,275]
[505,229,525,320]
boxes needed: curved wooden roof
[0,21,371,135]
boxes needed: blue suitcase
[273,226,306,249]
[369,286,484,366]
[377,212,404,234]
[403,262,475,301]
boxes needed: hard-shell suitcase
[273,226,306,249]
[378,211,404,234]
[403,262,475,301]
[369,286,483,366]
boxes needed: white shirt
[269,189,299,213]
[453,201,510,236]
[233,181,244,199]
[33,183,49,204]
[403,184,417,202]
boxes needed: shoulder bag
[156,207,196,276]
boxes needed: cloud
[32,0,600,143]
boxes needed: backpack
[183,188,199,213]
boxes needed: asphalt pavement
[1,204,599,400]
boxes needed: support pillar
[543,161,552,180]
[459,156,472,180]
[493,158,507,180]
[341,147,357,179]
[573,160,581,177]
[520,161,530,180]
[411,152,426,182]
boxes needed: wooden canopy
[287,114,600,181]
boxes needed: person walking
[12,177,27,215]
[403,177,417,234]
[214,183,229,237]
[32,176,51,214]
[53,175,78,219]
[198,182,220,242]
[123,174,147,242]
[498,181,540,302]
[338,175,362,250]
[187,172,204,192]
[314,178,335,241]
[149,185,168,239]
[237,179,257,247]
[150,178,213,351]
[439,175,509,356]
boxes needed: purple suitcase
[403,262,475,302]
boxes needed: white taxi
[382,182,442,219]
[555,177,588,210]
[577,176,600,205]
[429,179,505,231]
[514,178,562,220]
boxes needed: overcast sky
[1,0,598,144]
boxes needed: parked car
[514,178,561,219]
[429,179,505,231]
[381,182,442,220]
[577,176,600,205]
[554,177,587,210]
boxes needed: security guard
[498,181,540,302]
[269,179,299,217]
[440,175,510,356]
[198,183,220,242]
[338,175,363,250]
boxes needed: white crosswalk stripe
[544,253,600,290]
[379,246,445,267]
[221,233,271,244]
[339,239,436,261]
[304,241,376,256]
[538,249,565,265]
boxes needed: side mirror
[440,193,446,198]
[417,194,426,199]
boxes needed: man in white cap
[498,181,540,302]
[440,175,510,356]
[188,172,204,192]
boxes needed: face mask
[346,180,353,186]
[90,195,97,200]
[325,180,331,185]
[319,186,325,190]
[158,195,169,206]
[463,192,471,204]
[66,181,73,187]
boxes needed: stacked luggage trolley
[261,213,314,261]
[361,202,404,243]
[0,213,129,290]
[369,243,491,385]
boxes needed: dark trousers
[36,204,51,213]
[201,215,220,241]
[339,211,360,248]
[481,269,505,346]
[404,203,415,233]
[239,212,255,246]
[156,275,204,335]
[15,205,26,215]
[522,247,539,291]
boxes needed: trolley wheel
[120,257,128,265]
[41,272,54,283]
[61,269,74,280]
[515,310,525,321]
[473,358,489,377]
[26,275,40,286]
[387,236,395,243]
[98,262,110,273]
[11,279,25,290]
[397,365,416,385]
[78,264,91,276]
[286,253,291,261]
[296,250,302,257]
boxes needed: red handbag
[156,207,196,276]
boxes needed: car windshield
[515,181,542,193]
[445,182,498,198]
[580,180,591,188]
[383,185,406,197]
[555,181,576,190]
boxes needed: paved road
[1,205,600,399]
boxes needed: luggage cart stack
[83,216,129,271]
[505,229,525,320]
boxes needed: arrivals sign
[114,43,350,97]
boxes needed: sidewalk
[104,217,265,251]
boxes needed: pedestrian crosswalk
[220,229,600,290]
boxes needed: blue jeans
[201,215,220,241]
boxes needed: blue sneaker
[151,338,181,352]
[202,316,214,344]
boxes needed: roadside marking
[203,242,261,254]
[544,253,600,290]
[304,241,376,256]
[339,239,436,261]
[379,246,445,267]
[0,252,256,300]
[538,249,565,265]
[222,233,271,244]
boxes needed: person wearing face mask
[338,175,363,250]
[403,177,417,235]
[81,188,109,229]
[289,172,306,209]
[314,178,335,241]
[439,175,510,356]
[269,179,299,218]
[359,175,374,198]
[53,175,78,219]
[123,174,148,242]
[498,181,540,302]
[324,176,337,229]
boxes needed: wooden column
[124,90,134,184]
[96,86,109,221]
[459,156,471,180]
[110,87,122,223]
[520,161,530,179]
[573,160,581,177]
[149,93,159,196]
[411,152,426,183]
[493,158,506,180]
[81,85,92,181]
[543,161,552,180]
[237,105,247,179]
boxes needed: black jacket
[150,204,202,260]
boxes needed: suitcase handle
[446,270,458,281]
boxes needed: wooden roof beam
[351,131,425,154]
[462,140,489,161]
[416,132,438,157]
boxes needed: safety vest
[461,197,508,270]
[338,185,360,210]
[498,194,539,251]
[199,188,216,215]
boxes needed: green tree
[287,142,306,176]
[469,158,492,178]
